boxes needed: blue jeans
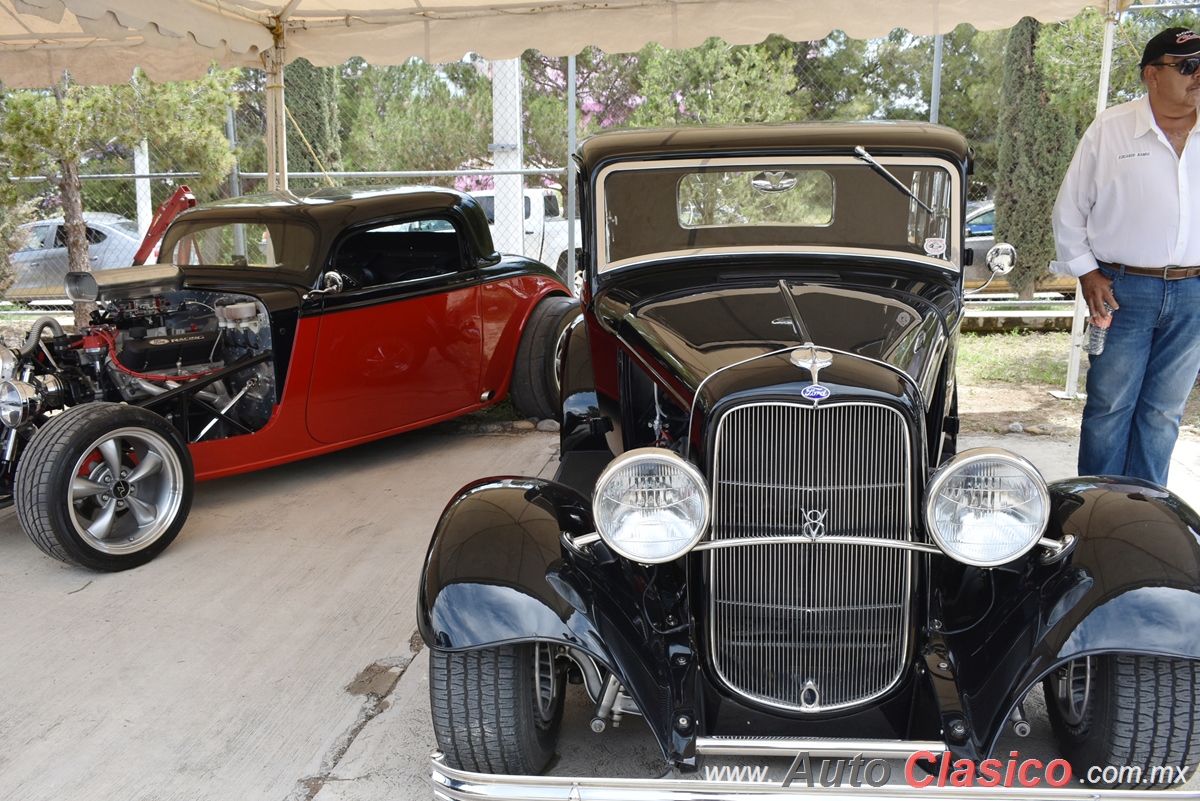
[1079,267,1200,485]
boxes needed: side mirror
[321,271,344,293]
[304,271,344,301]
[985,243,1016,275]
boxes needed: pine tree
[284,58,343,183]
[0,69,238,325]
[994,17,1076,300]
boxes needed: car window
[158,220,315,275]
[677,169,834,227]
[544,193,560,218]
[476,195,495,224]
[111,219,140,237]
[332,218,463,289]
[474,194,534,223]
[967,210,995,236]
[599,156,959,271]
[46,225,107,247]
[16,225,51,251]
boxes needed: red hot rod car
[0,186,577,571]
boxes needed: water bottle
[1083,303,1114,356]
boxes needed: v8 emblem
[801,508,828,539]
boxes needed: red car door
[306,218,482,444]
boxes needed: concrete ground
[2,427,1198,800]
[0,427,559,801]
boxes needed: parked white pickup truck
[470,188,580,290]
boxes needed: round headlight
[924,448,1050,567]
[593,448,710,564]
[0,380,39,428]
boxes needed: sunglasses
[1152,57,1200,76]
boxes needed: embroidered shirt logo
[1117,151,1150,160]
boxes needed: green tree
[1038,8,1200,138]
[930,27,1008,199]
[285,58,342,185]
[629,37,803,127]
[522,47,642,186]
[994,17,1076,300]
[0,68,238,324]
[792,32,875,120]
[0,200,36,293]
[784,27,1006,195]
[339,57,491,183]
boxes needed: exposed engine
[0,289,277,463]
[84,290,276,435]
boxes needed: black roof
[177,185,475,229]
[577,122,971,174]
[170,185,497,261]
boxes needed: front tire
[16,403,194,572]
[1044,654,1200,788]
[430,644,565,774]
[510,295,579,421]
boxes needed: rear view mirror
[986,243,1016,275]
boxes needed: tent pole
[1056,0,1117,400]
[566,54,577,290]
[490,59,524,255]
[930,34,944,124]
[264,28,288,193]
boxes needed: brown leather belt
[1097,261,1200,280]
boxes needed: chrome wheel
[68,426,187,555]
[1052,656,1094,727]
[552,316,574,403]
[533,643,560,724]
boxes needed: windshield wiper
[854,145,934,215]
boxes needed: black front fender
[418,476,700,767]
[1030,476,1200,665]
[418,477,601,652]
[951,476,1200,757]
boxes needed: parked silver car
[6,213,140,300]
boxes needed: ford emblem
[801,384,830,401]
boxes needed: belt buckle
[1164,265,1177,280]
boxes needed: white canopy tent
[2,0,1131,392]
[3,0,1116,88]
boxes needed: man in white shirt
[1051,26,1200,485]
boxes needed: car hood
[597,278,951,410]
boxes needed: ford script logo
[801,384,830,401]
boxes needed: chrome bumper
[430,752,1199,800]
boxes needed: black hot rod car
[419,124,1200,796]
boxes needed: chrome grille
[708,402,912,712]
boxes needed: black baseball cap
[1141,27,1200,67]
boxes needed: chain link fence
[5,6,1199,311]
